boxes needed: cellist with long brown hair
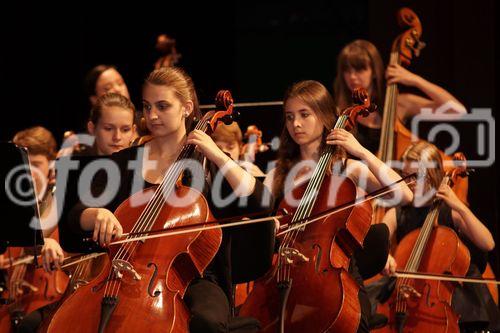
[239,80,413,332]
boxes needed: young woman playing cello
[256,80,413,332]
[53,67,274,333]
[371,141,499,332]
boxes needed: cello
[47,91,237,333]
[373,8,468,224]
[0,230,69,332]
[239,88,375,333]
[241,125,269,163]
[374,153,470,333]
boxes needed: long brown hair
[272,80,344,199]
[333,40,385,111]
[144,67,200,131]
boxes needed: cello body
[0,230,69,332]
[240,174,372,332]
[47,185,221,333]
[374,227,470,333]
[37,253,108,333]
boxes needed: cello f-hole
[147,262,161,298]
[312,244,322,273]
[423,283,435,307]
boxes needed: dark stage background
[1,1,497,276]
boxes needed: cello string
[107,119,208,297]
[113,117,207,263]
[282,115,347,281]
[396,176,450,312]
[106,146,193,296]
[282,129,334,281]
[397,203,439,312]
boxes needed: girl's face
[88,106,135,155]
[402,159,435,206]
[95,68,130,99]
[343,65,373,93]
[284,97,324,147]
[28,153,50,198]
[142,84,192,138]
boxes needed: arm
[437,184,495,252]
[66,154,128,248]
[382,207,398,239]
[80,207,123,247]
[187,130,256,197]
[386,63,466,119]
[263,168,276,194]
[41,238,65,272]
[381,208,398,275]
[327,128,413,205]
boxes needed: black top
[59,145,275,300]
[354,123,381,155]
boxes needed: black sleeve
[207,161,274,219]
[58,147,138,253]
[56,155,111,253]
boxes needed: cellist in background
[211,122,266,178]
[369,141,500,332]
[154,34,181,69]
[58,66,135,157]
[85,65,131,107]
[1,126,67,333]
[72,92,137,157]
[259,80,413,332]
[333,39,466,155]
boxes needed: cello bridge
[280,247,309,265]
[398,285,421,299]
[112,259,142,281]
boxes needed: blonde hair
[13,126,57,160]
[90,92,136,125]
[333,40,385,111]
[144,67,200,131]
[401,141,444,190]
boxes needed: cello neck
[404,176,451,272]
[377,51,401,163]
[289,114,349,225]
[124,119,209,239]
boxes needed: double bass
[240,89,375,332]
[47,91,237,333]
[374,153,470,333]
[373,8,468,224]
